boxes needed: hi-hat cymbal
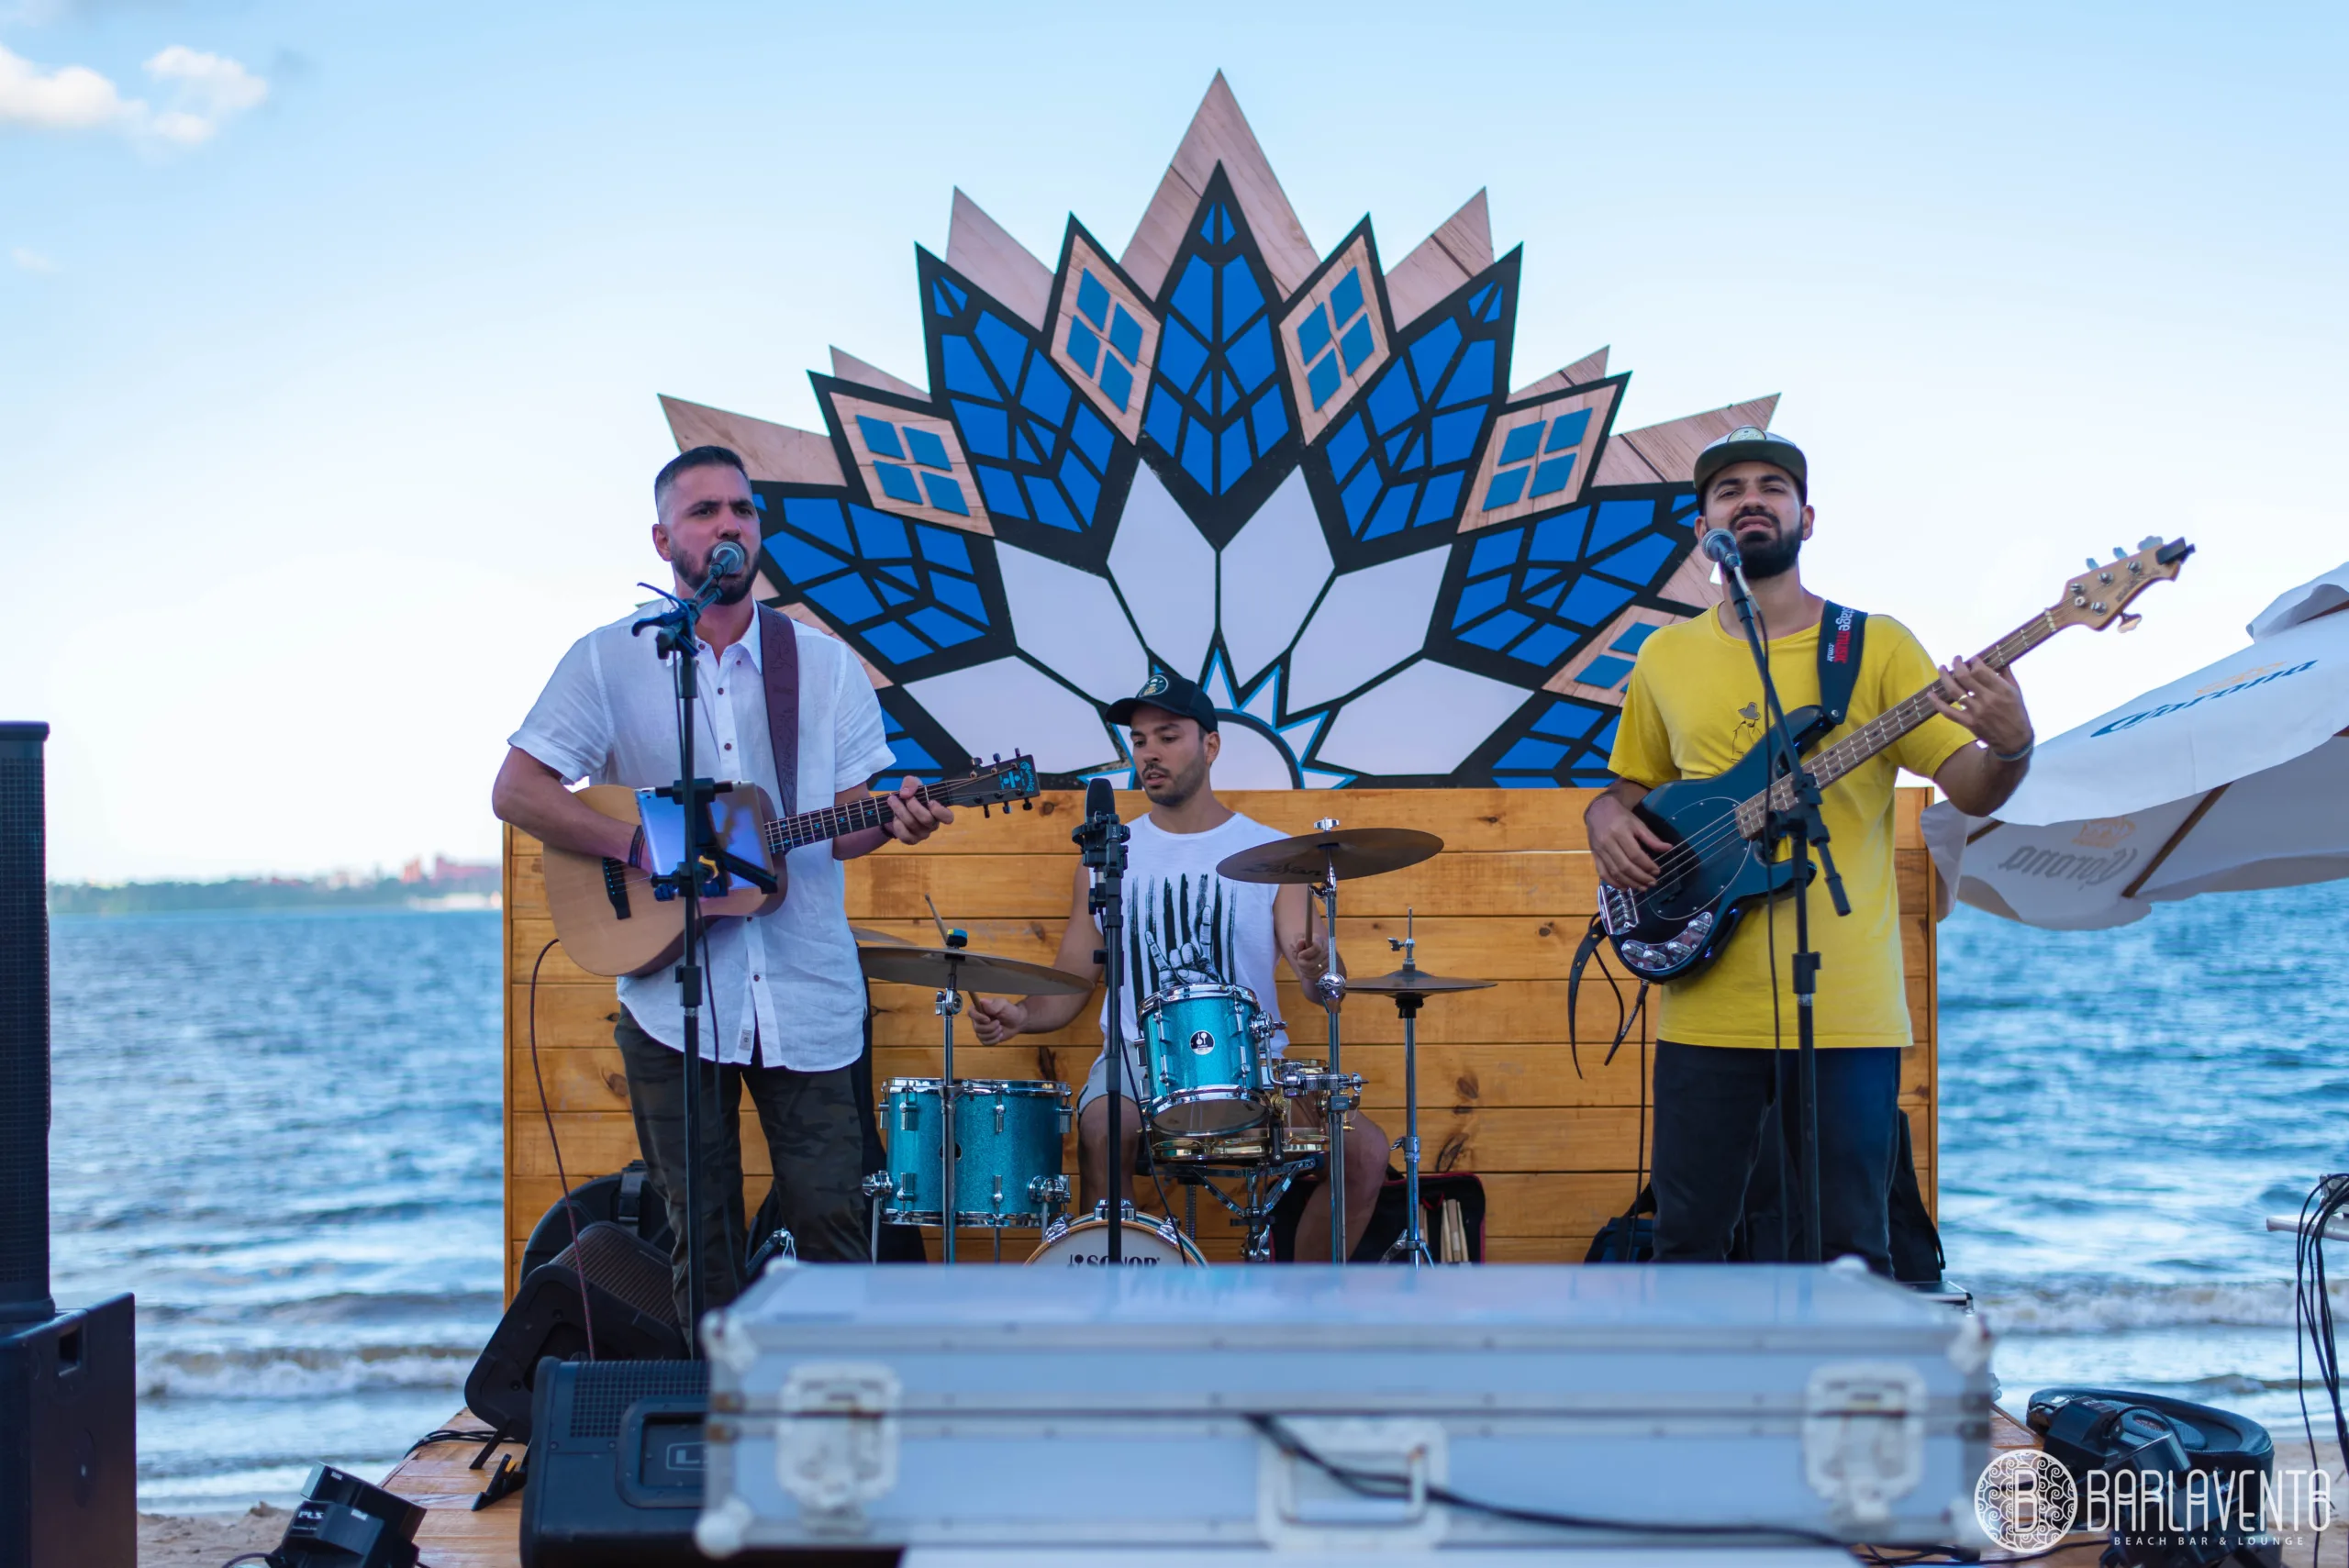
[857,945,1094,995]
[1344,967,1497,996]
[1216,828,1443,884]
[851,926,911,947]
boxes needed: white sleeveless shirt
[1099,810,1289,1052]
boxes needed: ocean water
[40,885,2349,1512]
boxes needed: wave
[1975,1276,2349,1334]
[139,1343,476,1400]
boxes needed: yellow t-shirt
[1605,606,1972,1050]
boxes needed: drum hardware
[1219,821,1442,1262]
[1136,983,1275,1135]
[1347,911,1495,1267]
[856,943,1087,1265]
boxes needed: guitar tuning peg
[2138,534,2162,550]
[992,751,1002,763]
[2118,612,2143,633]
[2111,546,2127,561]
[1021,799,1034,810]
[982,803,991,817]
[2085,557,2099,570]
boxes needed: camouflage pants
[613,1008,870,1331]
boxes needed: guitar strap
[1565,603,1870,1075]
[757,605,802,819]
[1815,601,1868,729]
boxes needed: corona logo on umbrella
[662,75,1779,789]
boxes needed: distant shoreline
[49,879,500,917]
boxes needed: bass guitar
[542,754,1041,977]
[1597,538,2192,982]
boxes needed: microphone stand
[1074,790,1130,1262]
[1711,539,1849,1266]
[632,567,775,1346]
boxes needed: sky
[2,2,2342,882]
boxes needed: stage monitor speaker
[264,1463,424,1568]
[0,1295,136,1568]
[518,1358,706,1568]
[1,721,55,1328]
[465,1221,686,1441]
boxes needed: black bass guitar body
[1596,706,1832,984]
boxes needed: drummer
[970,672,1389,1262]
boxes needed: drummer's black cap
[1105,670,1219,733]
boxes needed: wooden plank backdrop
[503,786,1939,1296]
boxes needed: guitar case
[1564,603,1869,1073]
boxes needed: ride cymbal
[856,945,1095,995]
[1216,828,1443,884]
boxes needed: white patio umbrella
[1923,562,2349,929]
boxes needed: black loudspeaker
[465,1221,687,1440]
[0,722,136,1568]
[518,1359,707,1567]
[264,1463,425,1567]
[0,1296,137,1568]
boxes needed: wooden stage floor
[378,1401,2103,1567]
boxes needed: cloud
[0,40,267,145]
[11,245,57,272]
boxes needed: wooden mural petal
[945,187,1053,329]
[1614,395,1781,485]
[1384,189,1494,329]
[658,395,844,486]
[1120,72,1319,301]
[829,347,926,401]
[1510,346,1609,402]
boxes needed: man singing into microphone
[1584,428,2033,1271]
[493,445,950,1321]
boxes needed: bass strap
[757,604,802,818]
[1815,601,1868,728]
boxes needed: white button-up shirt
[512,610,896,1071]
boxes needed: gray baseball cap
[1693,425,1807,501]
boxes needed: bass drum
[1025,1201,1206,1268]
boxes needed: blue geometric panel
[921,252,1132,566]
[1063,266,1146,413]
[756,489,1009,680]
[1479,696,1622,788]
[1429,488,1698,685]
[1137,172,1295,536]
[1308,260,1513,555]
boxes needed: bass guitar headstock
[2050,536,2193,633]
[933,751,1041,817]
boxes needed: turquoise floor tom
[880,1077,1071,1229]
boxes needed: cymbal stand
[1311,818,1349,1263]
[1382,909,1433,1267]
[935,941,966,1264]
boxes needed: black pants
[613,1008,869,1329]
[1649,1040,1902,1273]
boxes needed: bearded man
[493,445,950,1322]
[1584,428,2034,1270]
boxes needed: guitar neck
[1738,609,2060,831]
[763,784,949,855]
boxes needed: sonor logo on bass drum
[1065,1254,1161,1265]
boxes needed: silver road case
[696,1262,1993,1559]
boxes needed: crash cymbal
[856,945,1094,995]
[1216,828,1443,884]
[851,925,912,947]
[1344,967,1496,995]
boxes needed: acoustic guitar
[543,754,1041,977]
[1596,538,2193,983]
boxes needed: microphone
[704,540,747,585]
[1084,776,1115,823]
[1698,527,1742,569]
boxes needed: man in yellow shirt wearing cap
[1585,428,2035,1270]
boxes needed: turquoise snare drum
[881,1078,1071,1229]
[1136,983,1275,1136]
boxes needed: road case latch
[1804,1362,1927,1533]
[774,1362,901,1536]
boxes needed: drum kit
[855,819,1492,1266]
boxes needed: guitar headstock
[2050,536,2193,633]
[933,752,1041,817]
